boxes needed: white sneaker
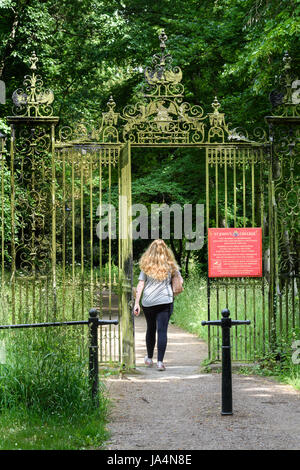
[157,361,166,371]
[144,356,153,367]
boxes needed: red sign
[208,228,262,278]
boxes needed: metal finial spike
[107,95,116,109]
[159,29,168,51]
[212,96,221,112]
[283,51,291,70]
[29,51,38,70]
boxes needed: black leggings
[142,303,173,362]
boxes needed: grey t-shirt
[138,270,174,307]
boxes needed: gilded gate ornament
[57,95,120,150]
[55,30,259,148]
[207,97,229,143]
[144,30,183,90]
[122,30,208,144]
[12,52,54,118]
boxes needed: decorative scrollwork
[207,97,230,143]
[273,124,299,279]
[228,126,267,143]
[122,96,206,144]
[121,31,212,145]
[13,125,52,276]
[56,96,120,147]
[53,31,266,148]
[144,30,183,97]
[12,52,54,118]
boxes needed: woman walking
[133,239,182,371]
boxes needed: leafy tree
[0,0,299,271]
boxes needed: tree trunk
[185,250,191,277]
[0,2,30,78]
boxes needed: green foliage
[0,327,108,416]
[0,118,10,136]
[171,273,208,340]
[0,325,110,449]
[0,0,299,265]
[1,0,299,124]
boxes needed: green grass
[280,370,300,390]
[237,360,300,391]
[171,273,300,390]
[0,327,110,449]
[171,276,208,340]
[0,407,109,450]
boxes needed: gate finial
[159,29,168,53]
[11,51,54,118]
[270,52,300,116]
[144,30,182,90]
[207,96,229,143]
[29,51,38,71]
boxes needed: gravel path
[104,314,300,450]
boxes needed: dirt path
[104,314,300,450]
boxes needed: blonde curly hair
[139,239,179,281]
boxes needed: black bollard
[88,308,99,406]
[202,308,250,415]
[221,308,233,415]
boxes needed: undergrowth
[0,327,110,449]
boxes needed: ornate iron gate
[265,53,300,353]
[0,33,299,366]
[206,143,267,361]
[0,54,133,365]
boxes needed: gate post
[119,142,135,369]
[5,52,59,325]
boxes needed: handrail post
[88,308,99,407]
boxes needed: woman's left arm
[134,280,144,316]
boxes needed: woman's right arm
[134,280,144,316]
